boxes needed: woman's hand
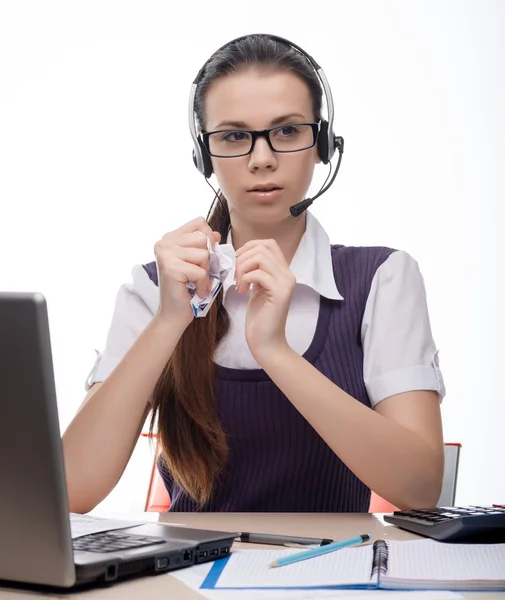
[235,239,296,363]
[154,216,221,330]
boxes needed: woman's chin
[246,203,295,223]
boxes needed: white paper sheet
[385,539,505,582]
[169,553,463,600]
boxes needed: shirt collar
[223,210,344,300]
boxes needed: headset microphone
[289,136,344,217]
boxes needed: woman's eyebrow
[214,113,306,129]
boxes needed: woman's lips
[247,188,283,200]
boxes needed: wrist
[252,340,293,369]
[151,312,191,339]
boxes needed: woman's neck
[229,213,307,265]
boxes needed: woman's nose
[248,137,278,171]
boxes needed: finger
[182,263,209,292]
[175,247,210,269]
[236,239,257,256]
[236,242,288,273]
[179,216,216,241]
[155,245,209,271]
[237,253,281,282]
[177,232,213,250]
[176,230,221,251]
[176,248,211,296]
[236,244,277,265]
[241,269,276,295]
[236,238,284,261]
[157,248,210,298]
[175,259,209,298]
[235,249,282,291]
[158,259,207,288]
[194,277,211,299]
[265,239,286,263]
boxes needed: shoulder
[330,245,423,279]
[329,244,399,294]
[329,246,428,310]
[117,262,160,316]
[331,243,398,266]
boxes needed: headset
[188,34,344,217]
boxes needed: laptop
[0,291,237,589]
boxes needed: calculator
[383,505,505,542]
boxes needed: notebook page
[210,545,376,589]
[384,539,505,583]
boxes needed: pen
[237,532,334,546]
[269,533,372,568]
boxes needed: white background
[1,1,503,516]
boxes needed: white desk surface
[0,512,503,599]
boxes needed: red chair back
[142,434,171,512]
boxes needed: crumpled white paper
[187,238,236,317]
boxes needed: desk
[0,513,503,599]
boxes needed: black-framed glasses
[201,122,319,158]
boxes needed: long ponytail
[149,194,231,506]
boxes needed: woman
[63,34,446,514]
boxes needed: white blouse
[85,211,446,408]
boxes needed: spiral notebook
[201,539,505,592]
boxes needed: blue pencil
[269,533,372,568]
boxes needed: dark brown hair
[149,34,323,507]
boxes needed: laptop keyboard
[73,531,165,553]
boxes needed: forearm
[260,347,443,509]
[63,315,186,513]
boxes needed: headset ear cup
[198,137,213,178]
[317,120,329,164]
[328,134,340,162]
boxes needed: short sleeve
[361,250,446,407]
[84,265,159,391]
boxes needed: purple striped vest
[143,244,396,511]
